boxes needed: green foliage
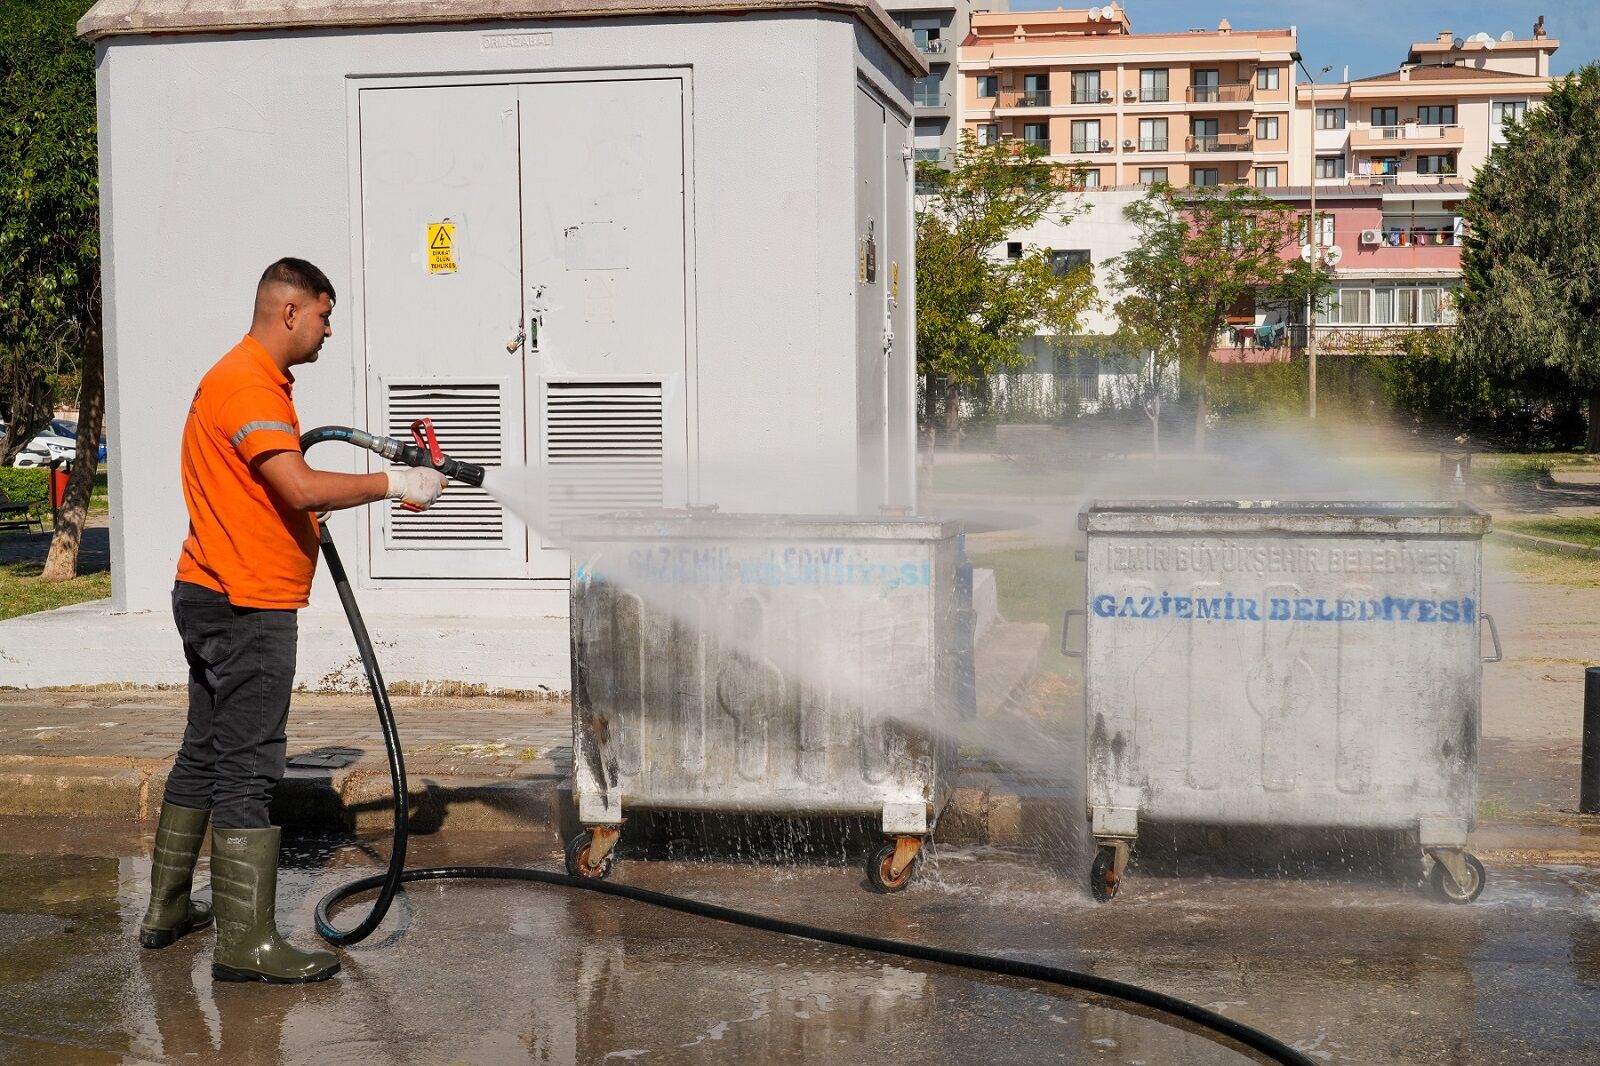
[1457,64,1600,446]
[0,0,100,460]
[0,466,49,520]
[915,132,1098,391]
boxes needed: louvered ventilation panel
[544,381,665,524]
[385,382,504,544]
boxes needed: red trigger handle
[410,418,444,465]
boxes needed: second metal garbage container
[1074,500,1497,903]
[564,512,967,892]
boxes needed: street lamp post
[1291,52,1331,420]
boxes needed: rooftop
[77,0,925,71]
[1352,64,1549,84]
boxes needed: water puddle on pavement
[2,817,1599,1065]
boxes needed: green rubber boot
[139,802,215,949]
[210,826,340,984]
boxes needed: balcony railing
[913,92,948,108]
[998,89,1052,108]
[915,38,946,54]
[1186,82,1254,104]
[912,148,944,163]
[1023,138,1052,154]
[1139,87,1169,102]
[1186,133,1254,153]
[1070,88,1103,104]
[1370,123,1460,140]
[1138,138,1169,152]
[1069,139,1109,153]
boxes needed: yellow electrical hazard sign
[427,221,457,274]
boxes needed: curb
[1488,529,1600,559]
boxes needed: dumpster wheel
[565,830,618,881]
[1090,845,1120,902]
[299,423,1321,1066]
[1428,851,1485,904]
[867,837,923,893]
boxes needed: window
[914,74,943,108]
[1494,99,1528,125]
[912,26,943,52]
[1006,241,1022,260]
[1070,119,1100,153]
[976,75,998,99]
[1371,106,1398,127]
[1138,118,1168,152]
[1316,107,1346,130]
[1079,168,1102,188]
[1418,154,1456,175]
[976,123,998,146]
[1138,167,1168,185]
[1140,68,1169,102]
[1023,122,1050,149]
[1418,104,1456,125]
[1192,68,1219,102]
[1254,166,1279,188]
[1298,213,1335,247]
[1315,155,1346,179]
[1193,167,1220,187]
[1191,117,1218,150]
[1320,285,1454,326]
[1048,249,1091,276]
[1336,287,1371,325]
[1022,72,1050,106]
[1256,67,1280,90]
[1255,116,1280,141]
[1071,70,1101,105]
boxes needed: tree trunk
[1191,353,1209,454]
[42,324,104,583]
[1589,384,1600,455]
[944,379,962,442]
[0,373,55,468]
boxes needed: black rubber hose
[301,428,1314,1066]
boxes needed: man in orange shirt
[139,259,446,984]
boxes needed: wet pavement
[2,817,1599,1065]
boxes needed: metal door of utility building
[854,86,912,513]
[358,77,689,582]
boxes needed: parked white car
[11,433,75,468]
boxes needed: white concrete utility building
[1,0,924,694]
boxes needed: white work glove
[386,468,447,511]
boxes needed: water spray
[298,423,1316,1066]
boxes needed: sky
[1006,0,1595,80]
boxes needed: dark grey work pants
[163,581,299,829]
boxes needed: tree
[1456,64,1600,452]
[1110,184,1330,451]
[915,133,1098,436]
[0,1,102,580]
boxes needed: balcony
[1350,123,1465,149]
[1186,133,1254,153]
[915,38,947,55]
[1069,139,1110,154]
[1186,82,1254,104]
[1022,138,1052,154]
[1348,172,1464,188]
[912,148,945,163]
[913,92,949,110]
[1138,138,1170,152]
[1070,88,1107,104]
[997,89,1052,109]
[1139,87,1170,103]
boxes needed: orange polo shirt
[175,336,319,609]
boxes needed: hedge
[0,468,50,522]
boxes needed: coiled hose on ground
[300,427,1314,1066]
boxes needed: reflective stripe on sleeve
[231,420,297,447]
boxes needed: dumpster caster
[1090,840,1130,903]
[867,837,923,894]
[565,827,619,880]
[1428,850,1485,904]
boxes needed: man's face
[286,293,334,365]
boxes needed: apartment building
[883,0,1008,165]
[958,6,1300,188]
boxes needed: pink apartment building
[958,6,1301,189]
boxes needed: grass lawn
[1498,517,1600,548]
[0,558,112,622]
[1487,541,1600,589]
[970,544,1084,678]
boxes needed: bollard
[1584,667,1600,814]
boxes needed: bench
[0,486,41,533]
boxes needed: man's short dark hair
[258,257,336,304]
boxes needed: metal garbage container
[564,512,968,892]
[1072,501,1499,903]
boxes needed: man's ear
[280,298,299,332]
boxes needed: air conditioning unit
[1123,89,1136,100]
[1123,138,1136,149]
[1100,89,1113,100]
[1100,138,1112,149]
[1359,228,1382,246]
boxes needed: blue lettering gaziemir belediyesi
[1090,593,1476,624]
[624,547,931,590]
